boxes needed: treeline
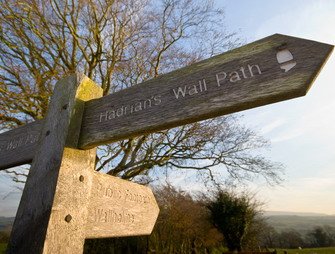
[260,225,335,249]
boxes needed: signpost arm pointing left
[7,74,103,254]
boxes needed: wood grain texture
[85,173,159,238]
[0,120,43,170]
[43,148,97,254]
[79,34,334,149]
[6,74,103,254]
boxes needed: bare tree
[0,0,282,185]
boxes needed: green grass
[0,243,7,254]
[0,244,334,254]
[274,247,335,254]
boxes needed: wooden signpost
[0,34,333,253]
[4,74,159,254]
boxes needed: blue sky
[158,0,335,215]
[1,0,335,217]
[215,0,335,214]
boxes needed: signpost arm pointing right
[0,34,333,171]
[79,34,334,149]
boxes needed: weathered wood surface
[7,74,103,254]
[79,34,333,148]
[0,34,333,166]
[43,148,97,254]
[0,120,43,170]
[85,173,159,238]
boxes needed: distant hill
[0,217,14,232]
[1,213,335,235]
[264,211,331,216]
[264,214,335,234]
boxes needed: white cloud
[255,1,335,43]
[259,118,286,135]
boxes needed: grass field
[0,243,6,254]
[0,244,334,254]
[273,248,335,254]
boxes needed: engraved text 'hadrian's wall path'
[97,64,262,123]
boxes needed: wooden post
[7,74,103,254]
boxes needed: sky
[211,0,335,214]
[1,0,335,217]
[154,0,335,215]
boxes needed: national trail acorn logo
[276,49,297,72]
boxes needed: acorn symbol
[276,49,296,72]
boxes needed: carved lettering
[96,183,151,205]
[93,208,135,224]
[229,71,241,82]
[216,63,262,86]
[99,95,162,122]
[125,189,150,204]
[216,72,227,87]
[105,187,122,199]
[248,64,262,77]
[0,132,39,152]
[97,63,263,122]
[172,79,208,99]
[172,86,187,99]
